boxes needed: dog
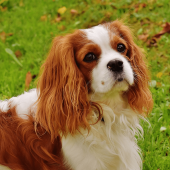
[0,20,153,170]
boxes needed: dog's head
[36,20,153,141]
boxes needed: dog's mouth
[116,77,124,82]
[113,72,133,87]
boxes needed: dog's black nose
[107,59,123,72]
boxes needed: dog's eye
[117,43,126,53]
[83,53,96,62]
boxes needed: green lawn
[0,0,170,169]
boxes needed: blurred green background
[0,0,170,169]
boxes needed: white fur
[0,89,38,119]
[84,25,134,93]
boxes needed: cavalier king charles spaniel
[0,20,153,170]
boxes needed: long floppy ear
[35,33,91,141]
[127,42,153,115]
[110,20,153,115]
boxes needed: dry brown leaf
[7,33,13,36]
[147,23,170,46]
[15,50,22,58]
[70,9,78,15]
[147,37,157,47]
[0,32,13,42]
[138,34,149,41]
[134,4,140,13]
[153,22,170,39]
[141,3,147,8]
[40,15,47,21]
[25,71,32,91]
[55,16,61,22]
[0,6,7,12]
[134,3,147,12]
[0,31,6,42]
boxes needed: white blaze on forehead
[83,25,113,53]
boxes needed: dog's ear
[126,42,153,115]
[110,20,153,115]
[35,33,91,141]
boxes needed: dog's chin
[90,80,130,100]
[112,79,129,92]
[104,80,130,97]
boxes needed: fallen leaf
[147,37,157,47]
[141,3,147,8]
[70,9,78,15]
[0,32,13,42]
[15,50,22,58]
[58,6,67,15]
[55,16,61,22]
[134,3,146,13]
[0,6,7,12]
[40,15,47,21]
[153,22,170,39]
[147,23,170,46]
[25,71,32,90]
[7,33,13,36]
[5,48,23,67]
[138,34,149,41]
[156,72,163,78]
[134,4,140,13]
[0,31,6,42]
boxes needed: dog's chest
[62,134,121,170]
[61,106,142,170]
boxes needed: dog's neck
[89,90,129,113]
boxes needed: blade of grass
[5,48,23,67]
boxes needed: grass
[0,0,170,169]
